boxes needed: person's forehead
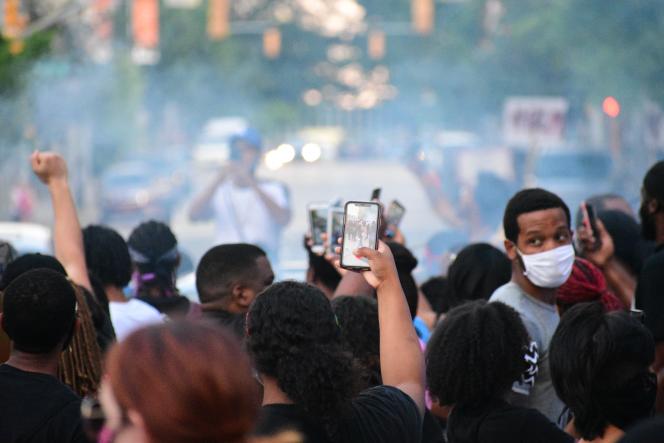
[517,207,568,233]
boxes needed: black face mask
[639,201,657,241]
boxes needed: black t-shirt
[0,364,87,443]
[254,386,421,443]
[447,400,572,443]
[635,245,664,342]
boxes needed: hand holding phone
[308,203,329,255]
[353,240,399,289]
[580,201,602,251]
[327,206,345,255]
[340,201,381,271]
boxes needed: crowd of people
[2,136,664,443]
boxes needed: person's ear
[504,239,518,261]
[649,199,659,215]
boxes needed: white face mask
[518,245,575,288]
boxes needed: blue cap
[230,127,262,150]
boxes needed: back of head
[503,188,571,243]
[426,300,529,407]
[106,321,259,443]
[196,243,266,303]
[127,220,179,297]
[0,240,17,280]
[0,253,66,290]
[247,281,359,424]
[619,417,664,443]
[549,302,656,440]
[332,295,381,388]
[307,250,341,293]
[387,242,419,318]
[445,243,511,309]
[598,210,652,275]
[2,268,76,354]
[83,225,132,289]
[420,276,448,314]
[643,161,664,203]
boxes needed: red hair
[105,321,259,443]
[557,258,624,315]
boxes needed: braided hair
[127,220,179,298]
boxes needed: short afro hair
[503,188,571,243]
[2,268,76,353]
[0,253,66,290]
[196,243,266,303]
[550,302,655,440]
[387,242,419,319]
[426,300,529,406]
[83,225,132,288]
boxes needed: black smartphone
[370,188,382,202]
[340,201,381,271]
[581,201,602,250]
[386,200,406,227]
[308,203,329,255]
[327,206,345,255]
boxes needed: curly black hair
[2,268,77,353]
[127,220,179,297]
[503,188,571,243]
[332,295,381,388]
[246,281,361,436]
[550,302,656,440]
[82,225,132,288]
[425,300,529,406]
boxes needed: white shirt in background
[211,180,288,257]
[109,299,164,341]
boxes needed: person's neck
[105,285,127,303]
[580,425,624,443]
[6,349,61,377]
[261,375,294,406]
[512,270,557,305]
[200,298,241,314]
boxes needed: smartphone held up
[308,203,329,255]
[340,201,381,271]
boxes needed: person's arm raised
[355,241,426,417]
[31,151,92,293]
[188,167,228,221]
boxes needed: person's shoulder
[489,282,521,304]
[350,385,421,430]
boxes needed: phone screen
[386,200,406,227]
[309,205,329,253]
[341,202,380,269]
[328,207,345,254]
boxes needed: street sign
[503,96,568,147]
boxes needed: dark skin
[200,256,275,314]
[504,208,573,306]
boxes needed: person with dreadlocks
[127,220,195,319]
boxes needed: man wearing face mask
[490,188,574,425]
[189,127,291,262]
[635,160,664,411]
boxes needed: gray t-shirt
[490,282,564,425]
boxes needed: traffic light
[602,96,621,119]
[207,0,230,40]
[263,27,280,59]
[412,0,434,35]
[368,30,385,60]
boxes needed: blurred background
[1,0,664,283]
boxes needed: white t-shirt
[109,299,164,342]
[211,180,289,257]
